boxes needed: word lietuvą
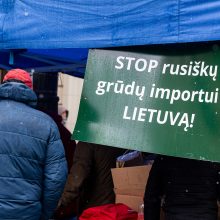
[123,106,195,132]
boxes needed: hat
[3,69,33,89]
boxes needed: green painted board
[73,45,220,162]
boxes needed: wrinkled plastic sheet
[0,0,220,49]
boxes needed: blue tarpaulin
[0,48,88,77]
[1,0,220,49]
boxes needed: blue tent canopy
[26,49,88,77]
[1,0,220,49]
[0,0,220,77]
[0,49,88,78]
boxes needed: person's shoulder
[29,108,56,122]
[77,141,92,148]
[77,141,102,152]
[152,155,172,166]
[25,108,59,134]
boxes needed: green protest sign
[73,45,220,162]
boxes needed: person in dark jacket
[0,69,68,220]
[144,155,220,220]
[56,141,125,218]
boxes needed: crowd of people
[0,69,127,220]
[0,68,220,220]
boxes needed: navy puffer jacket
[0,82,67,220]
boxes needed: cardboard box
[111,165,152,212]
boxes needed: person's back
[144,155,220,220]
[41,110,76,172]
[0,69,68,220]
[82,143,125,209]
[60,141,125,216]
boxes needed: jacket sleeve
[60,141,93,207]
[40,127,68,220]
[216,163,220,201]
[144,156,163,220]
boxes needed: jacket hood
[0,82,37,107]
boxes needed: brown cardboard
[111,165,152,196]
[111,165,152,212]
